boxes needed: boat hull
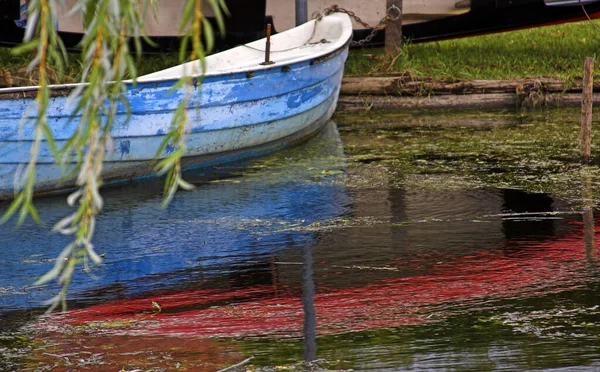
[0,14,351,200]
[0,90,340,199]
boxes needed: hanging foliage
[1,0,227,311]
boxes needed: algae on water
[334,108,600,209]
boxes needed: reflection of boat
[0,12,352,199]
[1,0,598,52]
[0,121,350,311]
[43,213,598,338]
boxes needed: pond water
[1,109,599,371]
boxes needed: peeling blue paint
[119,140,131,158]
[287,85,323,109]
[165,143,177,154]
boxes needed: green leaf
[27,203,43,225]
[17,195,33,226]
[180,0,196,33]
[202,18,215,52]
[208,0,227,34]
[41,123,58,157]
[179,36,191,63]
[0,193,25,225]
[177,177,195,191]
[83,0,101,29]
[11,39,39,55]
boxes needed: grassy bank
[345,19,600,80]
[2,19,600,85]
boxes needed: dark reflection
[227,262,275,288]
[388,188,408,223]
[582,170,597,264]
[583,207,597,264]
[302,245,316,362]
[501,189,556,242]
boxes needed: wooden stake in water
[581,57,594,163]
[385,0,403,58]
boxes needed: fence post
[385,0,403,58]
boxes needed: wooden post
[581,57,594,163]
[385,0,403,58]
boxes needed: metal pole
[296,0,308,26]
[260,24,275,65]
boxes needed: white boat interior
[138,12,352,81]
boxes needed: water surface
[1,110,599,371]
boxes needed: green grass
[2,19,600,85]
[345,19,600,80]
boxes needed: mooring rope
[241,5,401,54]
[240,18,324,53]
[579,0,600,33]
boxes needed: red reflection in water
[50,219,598,338]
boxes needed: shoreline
[337,76,598,111]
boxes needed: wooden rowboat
[0,12,352,200]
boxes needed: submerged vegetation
[335,108,600,209]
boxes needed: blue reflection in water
[0,122,350,311]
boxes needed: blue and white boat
[0,12,352,199]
